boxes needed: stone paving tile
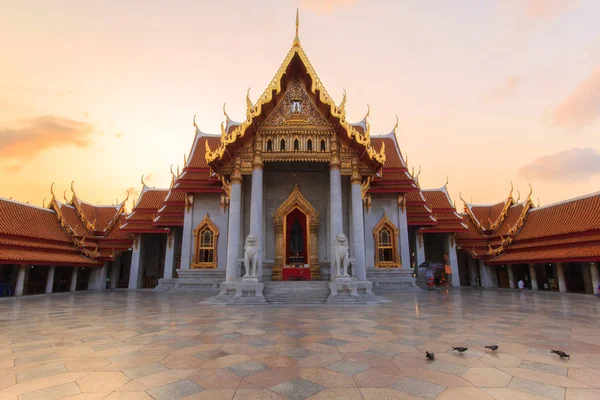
[326,360,368,376]
[508,377,566,400]
[426,360,469,376]
[392,376,445,400]
[76,372,130,392]
[195,349,230,360]
[146,379,204,400]
[280,347,311,360]
[270,377,324,400]
[521,360,568,376]
[20,382,80,400]
[226,361,270,377]
[319,338,349,347]
[122,362,169,379]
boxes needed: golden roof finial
[246,88,253,110]
[63,190,68,203]
[193,114,198,129]
[509,181,514,198]
[50,182,56,198]
[416,165,421,188]
[184,153,188,166]
[42,197,46,208]
[537,197,540,207]
[123,190,129,205]
[516,190,521,202]
[364,104,370,120]
[294,8,300,45]
[141,175,146,186]
[445,176,449,187]
[528,183,533,198]
[70,180,76,200]
[459,191,466,204]
[393,115,399,134]
[223,102,229,121]
[176,165,180,176]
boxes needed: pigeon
[426,351,435,361]
[485,345,499,351]
[551,349,570,359]
[452,347,468,354]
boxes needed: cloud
[517,147,600,182]
[0,115,94,160]
[524,0,578,19]
[488,76,522,100]
[551,66,600,131]
[300,0,357,14]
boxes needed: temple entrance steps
[263,281,330,304]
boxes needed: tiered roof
[419,185,468,233]
[369,132,420,193]
[121,184,170,233]
[487,192,600,264]
[0,198,100,266]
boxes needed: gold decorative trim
[204,22,386,166]
[373,212,401,268]
[272,184,320,280]
[192,213,219,269]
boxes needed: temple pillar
[128,234,143,289]
[556,262,566,293]
[415,230,426,284]
[70,267,78,292]
[89,262,108,291]
[590,262,599,295]
[179,194,194,270]
[508,265,515,289]
[397,195,411,269]
[163,230,179,279]
[529,263,538,290]
[225,160,243,282]
[249,139,264,280]
[329,142,343,254]
[15,265,27,297]
[469,259,478,286]
[479,259,498,288]
[45,266,55,294]
[350,163,366,281]
[445,234,460,287]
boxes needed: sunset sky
[1,0,600,210]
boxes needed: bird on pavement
[452,347,468,354]
[425,351,435,361]
[551,349,570,359]
[485,345,499,351]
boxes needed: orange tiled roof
[121,187,169,233]
[0,198,101,266]
[418,187,467,233]
[489,244,600,264]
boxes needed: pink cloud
[488,76,522,100]
[552,66,600,131]
[517,147,600,182]
[524,0,579,19]
[300,0,357,14]
[0,115,95,160]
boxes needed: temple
[1,12,599,299]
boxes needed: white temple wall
[192,193,229,271]
[364,194,400,270]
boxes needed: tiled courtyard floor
[1,289,599,400]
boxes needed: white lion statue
[331,233,350,277]
[244,234,259,277]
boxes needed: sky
[1,0,600,210]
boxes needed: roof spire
[294,8,300,45]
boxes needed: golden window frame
[373,212,401,268]
[192,213,219,269]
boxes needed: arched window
[280,139,286,151]
[307,139,313,152]
[266,139,273,152]
[373,213,400,268]
[192,213,219,268]
[293,138,299,151]
[320,139,326,152]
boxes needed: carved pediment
[261,78,332,128]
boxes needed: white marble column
[225,162,243,282]
[70,267,78,292]
[529,263,538,290]
[446,234,460,287]
[556,262,567,293]
[249,142,264,279]
[15,265,27,297]
[45,266,55,294]
[163,230,179,279]
[89,262,108,290]
[590,262,599,295]
[479,259,498,288]
[397,195,411,269]
[350,169,366,281]
[110,256,121,289]
[508,266,515,289]
[128,234,144,289]
[415,231,426,283]
[179,194,194,270]
[469,259,478,286]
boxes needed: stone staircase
[263,281,330,304]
